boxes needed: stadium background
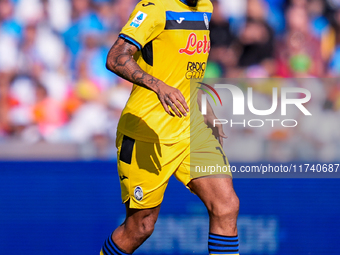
[0,0,340,254]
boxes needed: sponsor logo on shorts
[186,62,206,79]
[130,11,147,28]
[179,33,210,55]
[134,186,143,201]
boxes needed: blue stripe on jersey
[165,11,211,22]
[119,34,142,50]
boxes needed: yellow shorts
[116,127,231,209]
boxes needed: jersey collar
[179,0,197,7]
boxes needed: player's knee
[208,193,239,219]
[137,217,156,239]
[125,205,159,243]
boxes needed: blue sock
[101,233,131,255]
[208,233,239,255]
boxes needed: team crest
[130,11,147,28]
[203,13,209,29]
[134,186,143,201]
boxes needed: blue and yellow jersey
[117,0,213,143]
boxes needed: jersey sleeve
[119,0,165,50]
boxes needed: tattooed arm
[106,38,189,118]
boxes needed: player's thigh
[175,128,232,186]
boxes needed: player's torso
[120,0,213,143]
[135,0,212,88]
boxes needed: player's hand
[156,83,189,118]
[204,114,227,146]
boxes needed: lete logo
[179,33,210,55]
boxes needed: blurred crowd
[0,0,339,160]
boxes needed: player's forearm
[107,38,189,117]
[106,38,161,93]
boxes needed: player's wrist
[151,80,166,94]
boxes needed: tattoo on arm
[106,38,161,92]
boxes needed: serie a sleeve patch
[130,11,148,28]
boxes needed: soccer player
[101,0,240,254]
